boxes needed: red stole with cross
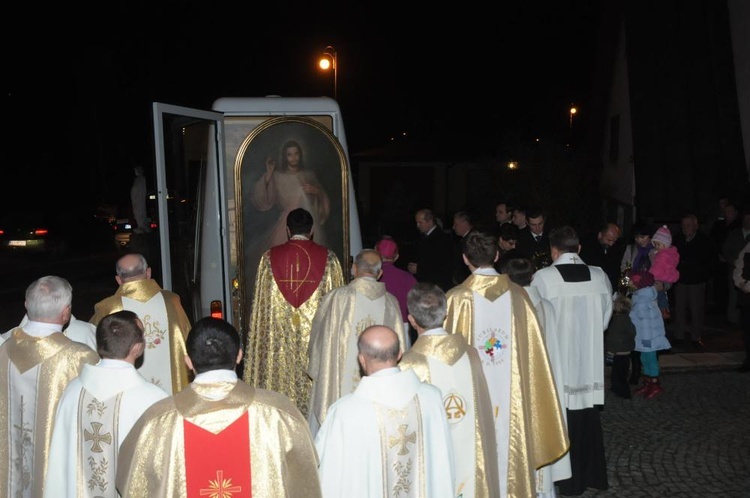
[184,414,251,497]
[270,239,327,308]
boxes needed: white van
[150,96,362,333]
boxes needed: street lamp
[318,45,337,100]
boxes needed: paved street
[577,368,750,497]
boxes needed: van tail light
[210,300,223,319]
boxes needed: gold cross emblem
[84,422,112,453]
[200,470,242,497]
[388,424,416,455]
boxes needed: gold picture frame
[234,116,350,318]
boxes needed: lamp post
[318,45,337,100]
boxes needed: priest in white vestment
[90,252,191,394]
[307,249,406,436]
[505,258,573,497]
[315,325,455,497]
[116,317,321,497]
[444,232,569,498]
[400,283,500,498]
[530,226,613,496]
[0,276,100,498]
[44,310,169,498]
[3,313,97,350]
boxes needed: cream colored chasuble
[427,354,476,497]
[123,295,170,390]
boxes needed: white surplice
[44,360,169,498]
[315,368,455,498]
[2,314,96,351]
[530,252,614,410]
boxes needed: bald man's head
[115,253,150,285]
[357,325,401,375]
[598,223,621,248]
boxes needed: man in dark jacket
[407,208,454,292]
[579,222,625,291]
[672,214,718,348]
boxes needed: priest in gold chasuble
[400,283,500,498]
[116,317,321,498]
[243,208,344,417]
[89,253,191,395]
[444,232,568,498]
[0,276,100,498]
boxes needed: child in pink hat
[650,225,680,319]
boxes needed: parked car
[114,218,134,248]
[0,211,117,258]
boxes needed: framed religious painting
[234,116,350,315]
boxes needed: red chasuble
[270,240,328,308]
[184,414,252,497]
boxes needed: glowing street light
[318,45,337,100]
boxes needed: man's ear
[462,254,470,267]
[577,244,582,254]
[115,275,123,286]
[407,314,418,330]
[184,355,194,373]
[377,269,383,280]
[131,341,145,359]
[146,267,152,279]
[236,348,243,365]
[286,227,292,239]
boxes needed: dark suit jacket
[415,226,454,291]
[579,233,626,290]
[452,229,475,285]
[515,227,551,268]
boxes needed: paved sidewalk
[578,369,750,497]
[576,312,750,497]
[659,350,744,371]
[659,311,746,371]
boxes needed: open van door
[152,103,229,326]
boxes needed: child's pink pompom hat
[652,225,672,247]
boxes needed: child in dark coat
[605,293,637,399]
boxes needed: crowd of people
[1,199,749,498]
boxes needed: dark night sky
[2,1,603,213]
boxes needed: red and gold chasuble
[270,240,328,308]
[184,414,252,497]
